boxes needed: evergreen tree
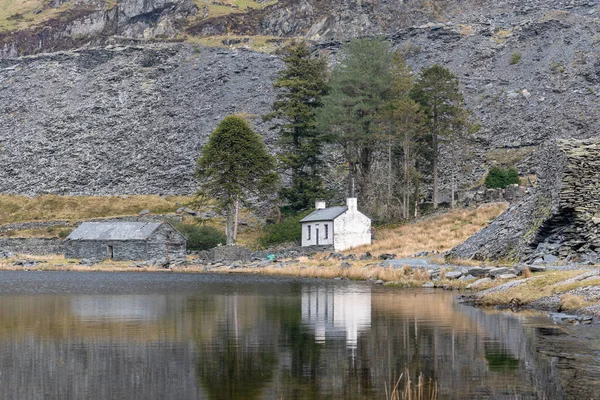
[411,65,465,209]
[318,38,393,205]
[265,41,329,212]
[196,116,279,244]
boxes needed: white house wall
[301,221,334,247]
[333,211,371,251]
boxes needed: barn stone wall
[147,224,186,261]
[0,238,63,255]
[64,224,186,261]
[64,240,150,261]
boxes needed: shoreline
[1,255,599,323]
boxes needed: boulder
[445,271,463,280]
[466,278,492,289]
[498,273,518,279]
[379,253,396,260]
[543,254,559,264]
[487,267,511,277]
[422,282,435,288]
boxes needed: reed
[386,371,438,400]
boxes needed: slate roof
[66,222,162,241]
[300,206,348,223]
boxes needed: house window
[324,224,328,239]
[307,225,311,240]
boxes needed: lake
[0,271,598,399]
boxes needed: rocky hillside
[0,44,281,195]
[2,0,600,196]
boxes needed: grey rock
[498,273,518,279]
[465,267,492,277]
[466,277,492,289]
[445,271,463,280]
[487,267,511,277]
[422,282,435,288]
[543,254,559,263]
[379,253,396,260]
[375,280,384,285]
[139,210,150,216]
[340,261,352,269]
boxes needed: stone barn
[64,222,186,261]
[300,198,371,251]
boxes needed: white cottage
[300,198,371,251]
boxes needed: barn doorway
[107,245,114,260]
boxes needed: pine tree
[196,116,279,244]
[411,65,465,209]
[265,41,329,212]
[382,52,425,220]
[318,38,393,205]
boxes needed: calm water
[0,272,598,400]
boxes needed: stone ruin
[452,139,600,263]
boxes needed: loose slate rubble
[453,139,600,263]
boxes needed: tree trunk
[433,155,439,210]
[226,202,235,245]
[233,199,239,243]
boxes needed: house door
[107,245,114,260]
[316,228,319,245]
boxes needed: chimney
[315,200,326,210]
[346,197,357,212]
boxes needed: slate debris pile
[453,139,600,263]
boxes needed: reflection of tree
[195,339,277,400]
[267,291,323,400]
[192,295,278,400]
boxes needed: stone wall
[0,238,64,255]
[451,139,574,261]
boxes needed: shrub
[510,51,521,65]
[258,211,311,248]
[58,229,72,239]
[484,167,520,189]
[170,221,226,250]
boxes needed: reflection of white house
[301,285,371,349]
[300,198,371,251]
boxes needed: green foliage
[510,51,521,65]
[58,228,72,239]
[170,221,226,250]
[411,64,467,208]
[266,41,329,212]
[318,38,394,194]
[196,115,279,243]
[258,211,310,248]
[484,167,520,188]
[550,61,565,74]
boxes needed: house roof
[300,206,348,223]
[66,222,163,241]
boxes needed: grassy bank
[0,194,191,224]
[349,203,508,258]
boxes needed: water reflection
[0,272,597,400]
[301,285,371,349]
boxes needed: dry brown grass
[478,271,600,306]
[0,194,192,224]
[560,294,594,311]
[387,371,438,400]
[349,203,508,258]
[0,0,73,32]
